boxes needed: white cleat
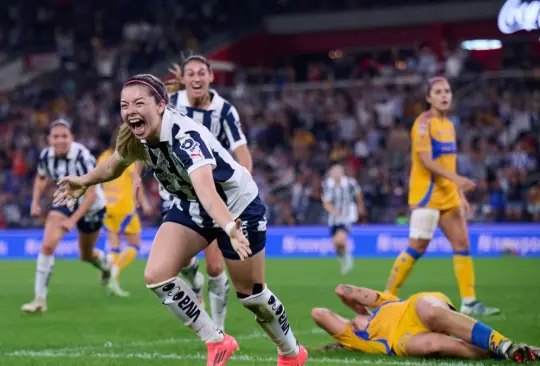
[460,301,500,316]
[21,297,47,313]
[341,255,354,275]
[107,280,130,297]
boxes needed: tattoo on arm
[341,285,353,294]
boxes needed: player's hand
[461,198,472,217]
[227,219,252,261]
[30,201,41,217]
[60,219,76,232]
[455,176,476,192]
[53,176,88,209]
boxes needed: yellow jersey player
[97,134,152,296]
[312,284,538,363]
[384,77,499,316]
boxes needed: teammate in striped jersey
[21,119,110,313]
[54,74,308,365]
[321,163,366,275]
[165,55,253,331]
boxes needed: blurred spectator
[1,2,539,226]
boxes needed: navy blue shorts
[50,205,106,233]
[330,224,350,236]
[163,196,267,260]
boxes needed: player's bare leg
[226,249,308,365]
[107,231,139,297]
[415,296,535,362]
[22,211,66,313]
[205,241,229,331]
[145,223,236,366]
[384,237,428,295]
[78,230,111,286]
[405,332,488,359]
[439,208,499,315]
[333,229,353,274]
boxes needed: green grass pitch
[1,257,539,365]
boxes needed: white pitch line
[5,350,482,366]
[9,328,325,355]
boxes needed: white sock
[179,257,199,288]
[462,297,477,305]
[240,285,299,356]
[90,249,110,271]
[208,271,229,331]
[111,265,120,281]
[148,277,223,343]
[35,253,54,299]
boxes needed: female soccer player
[21,119,110,313]
[312,284,537,363]
[53,74,308,366]
[384,77,499,315]
[321,163,365,274]
[98,133,153,297]
[166,55,253,331]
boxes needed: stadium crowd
[1,2,539,229]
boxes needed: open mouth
[191,85,203,92]
[129,118,146,136]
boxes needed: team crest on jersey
[179,137,204,160]
[417,118,430,138]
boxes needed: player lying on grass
[312,285,538,363]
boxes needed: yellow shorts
[103,212,141,234]
[392,292,454,357]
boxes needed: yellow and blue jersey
[408,111,460,211]
[98,149,141,234]
[333,292,454,357]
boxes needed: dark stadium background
[0,1,539,365]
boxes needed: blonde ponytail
[116,123,151,165]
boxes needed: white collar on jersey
[52,142,81,159]
[328,177,349,187]
[141,108,173,145]
[177,88,224,111]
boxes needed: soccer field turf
[1,257,539,365]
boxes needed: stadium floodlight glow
[460,39,503,50]
[498,0,540,34]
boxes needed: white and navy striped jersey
[321,176,361,226]
[37,142,106,214]
[169,89,247,152]
[133,107,258,228]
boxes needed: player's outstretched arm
[335,285,399,311]
[81,152,130,187]
[190,165,252,260]
[53,154,129,209]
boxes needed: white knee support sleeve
[409,208,440,240]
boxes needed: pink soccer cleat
[277,345,308,366]
[206,334,239,366]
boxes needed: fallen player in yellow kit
[311,285,538,363]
